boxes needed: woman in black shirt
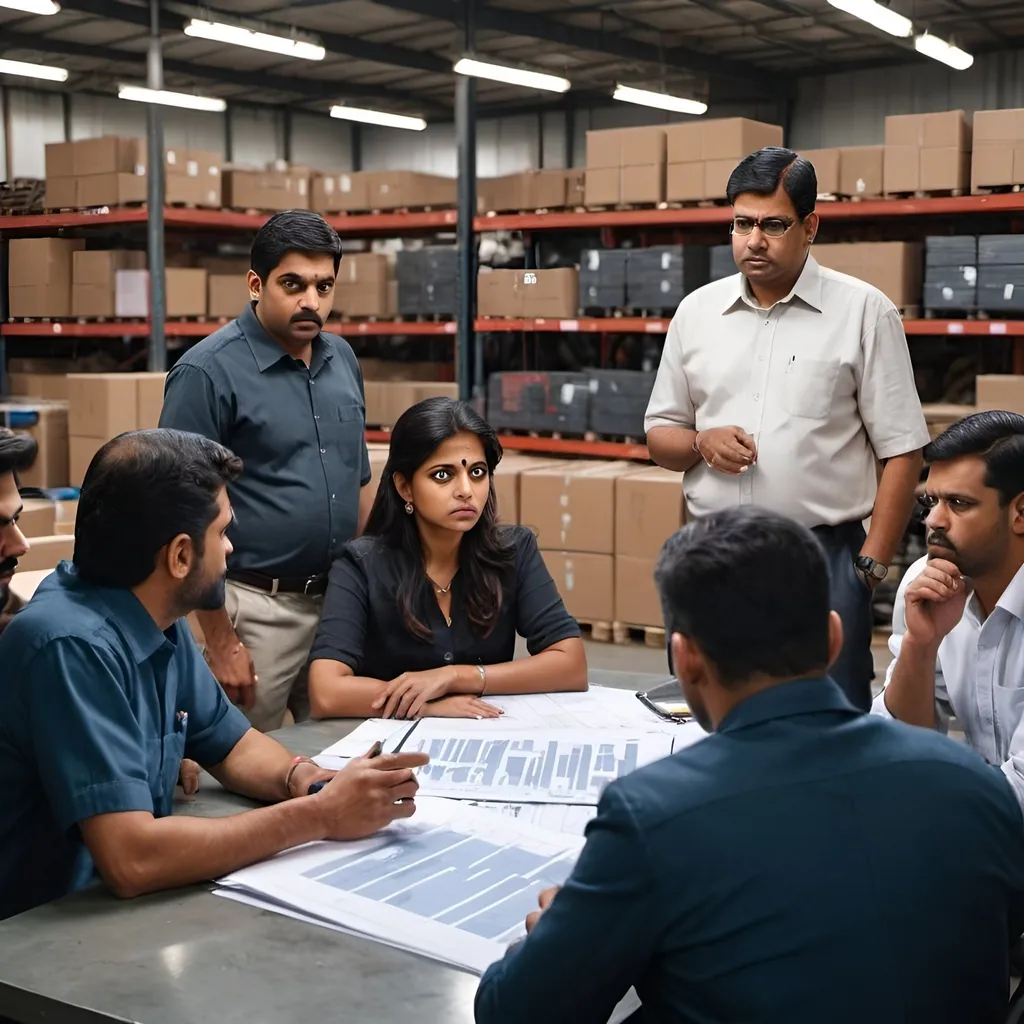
[308,398,587,719]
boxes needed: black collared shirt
[310,526,581,679]
[160,304,371,578]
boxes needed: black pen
[307,739,382,795]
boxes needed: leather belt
[227,570,328,597]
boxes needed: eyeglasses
[730,216,796,238]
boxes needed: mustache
[0,556,17,577]
[927,530,957,551]
[290,311,323,327]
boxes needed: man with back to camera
[160,209,375,731]
[875,410,1024,813]
[475,506,1024,1024]
[0,428,427,921]
[644,146,929,711]
[0,428,36,637]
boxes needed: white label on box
[660,280,670,293]
[963,266,977,284]
[587,251,600,271]
[946,322,964,334]
[559,320,579,332]
[134,164,146,177]
[1006,284,1015,301]
[523,272,537,285]
[560,382,575,403]
[942,286,954,301]
[588,378,599,393]
[115,269,149,319]
[990,322,1008,334]
[186,160,199,178]
[298,179,307,197]
[856,177,867,194]
[341,174,352,193]
[324,178,335,195]
[210,166,220,177]
[167,150,178,166]
[661,252,671,270]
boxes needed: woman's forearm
[453,640,588,696]
[308,660,388,719]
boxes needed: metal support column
[351,123,362,172]
[146,0,166,372]
[0,236,8,397]
[564,98,575,170]
[455,74,478,403]
[61,92,72,145]
[224,103,234,163]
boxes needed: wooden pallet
[579,620,666,647]
[0,178,45,214]
[883,189,966,200]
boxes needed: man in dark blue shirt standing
[0,429,426,921]
[476,506,1024,1024]
[160,211,373,731]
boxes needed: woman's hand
[426,695,503,719]
[374,667,462,720]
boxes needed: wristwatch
[855,555,888,585]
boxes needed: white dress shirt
[874,555,1024,812]
[644,255,929,527]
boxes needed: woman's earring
[404,502,414,515]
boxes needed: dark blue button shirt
[159,304,371,578]
[476,678,1024,1024]
[0,563,250,921]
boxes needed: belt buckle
[269,577,281,597]
[303,575,318,595]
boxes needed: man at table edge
[0,428,426,921]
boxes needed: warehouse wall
[790,48,1024,148]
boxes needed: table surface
[0,670,663,1024]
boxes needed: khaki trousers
[224,580,323,733]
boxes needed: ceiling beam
[368,0,790,93]
[0,29,448,113]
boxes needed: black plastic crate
[923,265,977,310]
[487,372,590,433]
[710,244,735,282]
[977,266,1024,312]
[579,249,629,311]
[979,235,1024,267]
[925,236,978,267]
[586,370,655,436]
[625,245,709,310]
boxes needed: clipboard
[635,677,692,723]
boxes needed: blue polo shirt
[0,563,250,920]
[476,678,1024,1024]
[160,304,372,579]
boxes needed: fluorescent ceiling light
[613,84,707,116]
[0,0,60,13]
[118,85,227,113]
[914,32,974,70]
[0,57,67,82]
[827,0,912,38]
[330,105,426,131]
[184,18,325,61]
[453,57,569,93]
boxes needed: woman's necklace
[426,573,454,626]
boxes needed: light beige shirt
[644,255,929,527]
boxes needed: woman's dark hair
[727,146,818,220]
[75,428,243,588]
[250,210,343,281]
[0,428,37,482]
[365,397,514,640]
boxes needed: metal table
[0,671,663,1023]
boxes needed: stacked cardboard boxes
[666,118,784,202]
[335,253,395,318]
[223,167,309,211]
[491,455,564,525]
[18,536,76,573]
[584,129,621,207]
[813,241,923,309]
[883,111,972,195]
[583,126,666,207]
[976,375,1024,415]
[67,373,167,485]
[0,399,68,489]
[164,148,223,207]
[365,172,456,211]
[311,172,367,214]
[8,238,85,317]
[7,370,69,401]
[45,137,147,210]
[208,273,251,319]
[114,269,209,318]
[362,381,459,429]
[972,108,1024,193]
[72,250,147,319]
[798,148,842,195]
[477,269,579,319]
[837,146,885,199]
[477,170,585,214]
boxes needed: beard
[175,566,227,618]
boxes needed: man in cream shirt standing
[875,411,1024,812]
[645,147,929,710]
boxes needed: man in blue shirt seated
[475,506,1024,1024]
[0,428,427,921]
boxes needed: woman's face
[396,431,491,535]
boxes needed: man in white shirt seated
[874,409,1024,811]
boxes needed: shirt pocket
[147,729,187,818]
[320,403,365,465]
[782,357,840,420]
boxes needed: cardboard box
[920,147,971,192]
[364,172,456,210]
[614,467,685,558]
[69,435,106,487]
[366,381,458,427]
[43,177,76,211]
[586,129,621,169]
[72,250,147,319]
[584,167,619,206]
[17,535,75,574]
[8,238,85,318]
[565,169,585,207]
[520,461,639,554]
[115,268,208,317]
[839,146,885,198]
[224,169,309,211]
[813,241,923,308]
[621,164,664,204]
[166,170,222,208]
[73,137,146,176]
[618,126,666,168]
[528,169,573,209]
[667,118,783,163]
[7,372,69,401]
[924,110,971,150]
[491,455,565,524]
[477,268,578,319]
[799,148,841,195]
[973,109,1024,144]
[335,253,391,318]
[208,273,251,319]
[704,159,736,201]
[18,499,57,539]
[312,172,370,214]
[76,172,147,209]
[972,144,1024,192]
[0,400,69,489]
[883,145,920,195]
[614,555,662,627]
[666,162,706,202]
[45,140,76,179]
[67,373,138,438]
[976,375,1024,415]
[541,550,614,622]
[478,173,526,214]
[884,114,926,148]
[922,402,975,441]
[134,372,167,430]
